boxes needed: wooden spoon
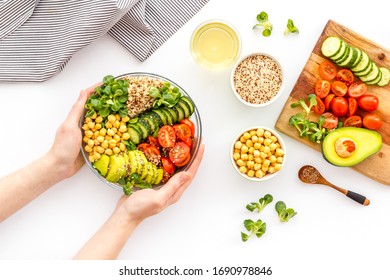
[298,165,370,206]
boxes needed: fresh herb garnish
[241,219,266,242]
[85,75,129,118]
[289,94,329,143]
[284,19,299,35]
[275,201,297,222]
[253,11,273,37]
[246,194,273,213]
[149,82,182,108]
[122,173,152,196]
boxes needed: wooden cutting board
[275,19,390,186]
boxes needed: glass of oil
[190,20,241,70]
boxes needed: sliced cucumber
[136,118,151,139]
[338,46,357,67]
[166,107,179,124]
[321,36,343,58]
[351,51,371,73]
[152,109,168,125]
[366,70,382,85]
[177,100,191,118]
[127,125,142,145]
[330,40,348,61]
[334,43,350,64]
[377,67,390,86]
[360,63,380,83]
[180,96,195,115]
[349,47,362,68]
[173,103,186,121]
[160,108,173,124]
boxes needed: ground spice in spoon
[301,166,320,183]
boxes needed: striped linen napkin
[0,0,209,82]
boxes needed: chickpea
[245,139,253,148]
[240,153,249,161]
[241,145,249,154]
[115,114,121,121]
[113,134,121,142]
[236,159,246,167]
[239,166,248,174]
[276,148,285,157]
[119,143,127,152]
[264,130,272,139]
[234,141,243,150]
[105,148,113,156]
[85,130,93,138]
[97,146,105,154]
[87,122,95,129]
[105,122,113,129]
[113,147,121,154]
[270,136,278,143]
[113,120,120,128]
[83,136,89,143]
[243,132,251,140]
[248,147,254,154]
[253,142,261,150]
[96,135,105,143]
[254,157,262,164]
[251,135,259,143]
[263,138,272,146]
[95,123,102,130]
[247,170,255,177]
[119,125,127,133]
[101,140,109,149]
[254,163,261,171]
[122,116,130,123]
[108,114,116,123]
[85,117,92,124]
[269,143,277,151]
[275,163,282,171]
[107,128,115,136]
[277,156,284,164]
[247,161,255,169]
[87,139,95,147]
[95,116,103,123]
[122,132,130,140]
[248,154,254,161]
[255,170,265,178]
[256,128,264,137]
[108,139,117,148]
[99,128,107,136]
[268,166,276,174]
[84,145,92,153]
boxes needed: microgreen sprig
[149,82,182,108]
[275,201,297,222]
[85,75,129,118]
[246,194,273,213]
[284,19,299,35]
[241,219,266,242]
[253,11,273,37]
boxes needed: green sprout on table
[284,19,299,35]
[246,194,273,213]
[241,219,266,242]
[253,11,273,37]
[275,201,297,222]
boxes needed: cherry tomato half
[358,94,379,112]
[173,123,192,142]
[347,97,358,117]
[169,142,191,166]
[321,112,338,129]
[315,79,331,98]
[174,154,191,167]
[161,156,176,175]
[319,60,337,81]
[344,115,362,128]
[324,93,335,111]
[336,69,354,85]
[158,125,176,148]
[330,96,348,117]
[363,113,382,130]
[312,96,326,115]
[347,81,367,98]
[180,118,195,137]
[331,80,348,97]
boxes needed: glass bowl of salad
[80,72,202,195]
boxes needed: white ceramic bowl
[230,52,285,107]
[230,126,286,182]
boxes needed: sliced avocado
[128,150,138,174]
[92,154,110,176]
[106,154,127,182]
[154,168,164,185]
[322,127,382,167]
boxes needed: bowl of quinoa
[231,126,286,182]
[231,53,285,107]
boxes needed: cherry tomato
[344,115,362,128]
[174,154,191,167]
[331,80,348,97]
[158,125,176,148]
[315,79,331,98]
[147,135,160,147]
[182,137,193,149]
[363,113,382,130]
[161,156,176,175]
[321,112,338,129]
[161,169,171,183]
[347,97,358,117]
[324,93,335,111]
[173,123,192,141]
[347,81,367,98]
[319,60,337,81]
[138,143,161,165]
[330,96,348,117]
[180,119,195,137]
[336,69,354,85]
[169,142,191,166]
[312,96,326,115]
[358,94,379,112]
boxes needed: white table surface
[1,0,389,278]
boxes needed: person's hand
[47,83,99,180]
[115,143,205,226]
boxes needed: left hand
[48,83,99,180]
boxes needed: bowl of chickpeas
[231,126,286,181]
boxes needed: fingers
[66,82,102,126]
[158,143,205,205]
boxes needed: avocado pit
[334,137,356,158]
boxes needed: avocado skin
[322,127,382,167]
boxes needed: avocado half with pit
[322,127,382,167]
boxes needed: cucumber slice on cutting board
[321,36,389,86]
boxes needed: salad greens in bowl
[80,72,202,195]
